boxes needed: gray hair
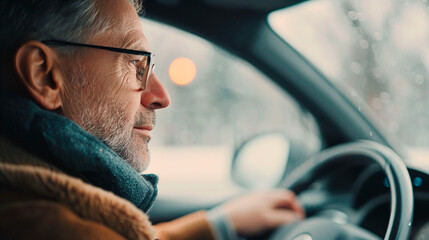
[0,0,143,77]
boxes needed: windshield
[269,0,429,148]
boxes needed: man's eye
[130,60,140,65]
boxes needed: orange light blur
[169,57,196,86]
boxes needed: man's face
[59,0,170,172]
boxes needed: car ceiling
[151,0,307,12]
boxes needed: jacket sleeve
[0,200,127,240]
[154,211,216,240]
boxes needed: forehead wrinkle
[120,28,150,51]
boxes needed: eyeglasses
[41,40,155,90]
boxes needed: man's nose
[141,73,171,109]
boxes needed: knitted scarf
[0,92,158,212]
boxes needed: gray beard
[79,100,154,172]
[61,76,154,172]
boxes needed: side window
[143,19,321,194]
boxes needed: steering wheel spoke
[271,217,381,240]
[273,141,413,240]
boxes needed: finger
[265,209,302,228]
[271,189,298,209]
[271,189,305,218]
[294,198,306,218]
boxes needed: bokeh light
[169,57,196,86]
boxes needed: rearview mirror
[231,133,290,189]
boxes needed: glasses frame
[41,39,154,90]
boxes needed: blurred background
[270,0,429,147]
[143,0,429,197]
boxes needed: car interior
[140,0,429,239]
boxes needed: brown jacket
[0,138,215,240]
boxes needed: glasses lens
[136,55,154,90]
[143,55,154,90]
[135,56,149,88]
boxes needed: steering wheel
[270,141,414,240]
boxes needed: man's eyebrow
[129,41,147,52]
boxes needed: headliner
[147,0,308,13]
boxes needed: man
[0,0,304,239]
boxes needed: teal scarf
[0,92,157,212]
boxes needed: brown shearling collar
[0,138,155,240]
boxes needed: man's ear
[14,41,64,110]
